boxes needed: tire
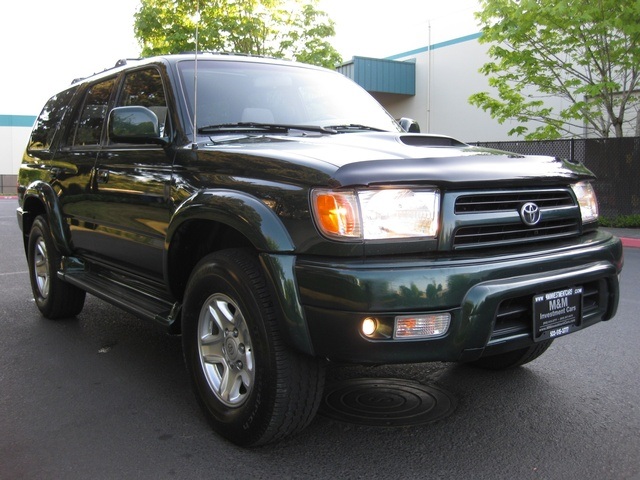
[182,249,325,447]
[467,339,554,370]
[27,215,86,319]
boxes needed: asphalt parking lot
[1,197,639,479]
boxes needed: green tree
[134,0,342,69]
[469,0,640,139]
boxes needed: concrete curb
[621,238,640,249]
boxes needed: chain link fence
[0,174,17,196]
[472,137,640,217]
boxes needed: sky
[1,0,480,116]
[320,0,479,59]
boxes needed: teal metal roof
[337,56,415,96]
[386,32,481,60]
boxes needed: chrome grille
[454,219,579,248]
[451,189,580,250]
[455,190,574,214]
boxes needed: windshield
[177,59,401,134]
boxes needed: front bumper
[295,232,622,364]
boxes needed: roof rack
[179,50,247,55]
[178,51,280,60]
[70,57,142,85]
[113,57,143,67]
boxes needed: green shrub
[599,215,640,228]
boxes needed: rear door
[54,77,117,253]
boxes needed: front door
[90,67,174,278]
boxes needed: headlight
[571,181,599,224]
[311,188,440,240]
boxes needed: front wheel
[182,249,325,447]
[466,340,554,370]
[27,216,86,319]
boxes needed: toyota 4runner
[17,54,623,446]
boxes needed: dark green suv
[17,54,623,446]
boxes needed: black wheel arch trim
[259,253,314,356]
[19,180,73,256]
[165,190,314,355]
[166,189,296,254]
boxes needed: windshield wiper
[198,122,337,134]
[325,124,387,132]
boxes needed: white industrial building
[0,115,34,195]
[338,32,516,143]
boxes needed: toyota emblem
[520,202,541,226]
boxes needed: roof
[70,53,329,86]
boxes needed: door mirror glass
[108,106,164,144]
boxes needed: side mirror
[399,117,420,133]
[108,106,167,145]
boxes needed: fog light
[362,317,378,337]
[394,313,451,339]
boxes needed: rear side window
[72,78,116,146]
[28,87,78,152]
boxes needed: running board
[58,258,181,331]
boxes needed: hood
[201,132,594,188]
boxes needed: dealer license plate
[533,286,583,342]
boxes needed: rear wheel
[467,340,554,370]
[27,216,86,319]
[182,249,325,446]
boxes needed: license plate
[533,286,583,342]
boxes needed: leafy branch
[469,0,640,139]
[134,0,342,69]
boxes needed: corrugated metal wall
[337,57,415,96]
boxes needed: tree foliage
[134,0,342,69]
[469,0,640,139]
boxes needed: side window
[28,87,78,152]
[72,78,116,147]
[117,68,168,137]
